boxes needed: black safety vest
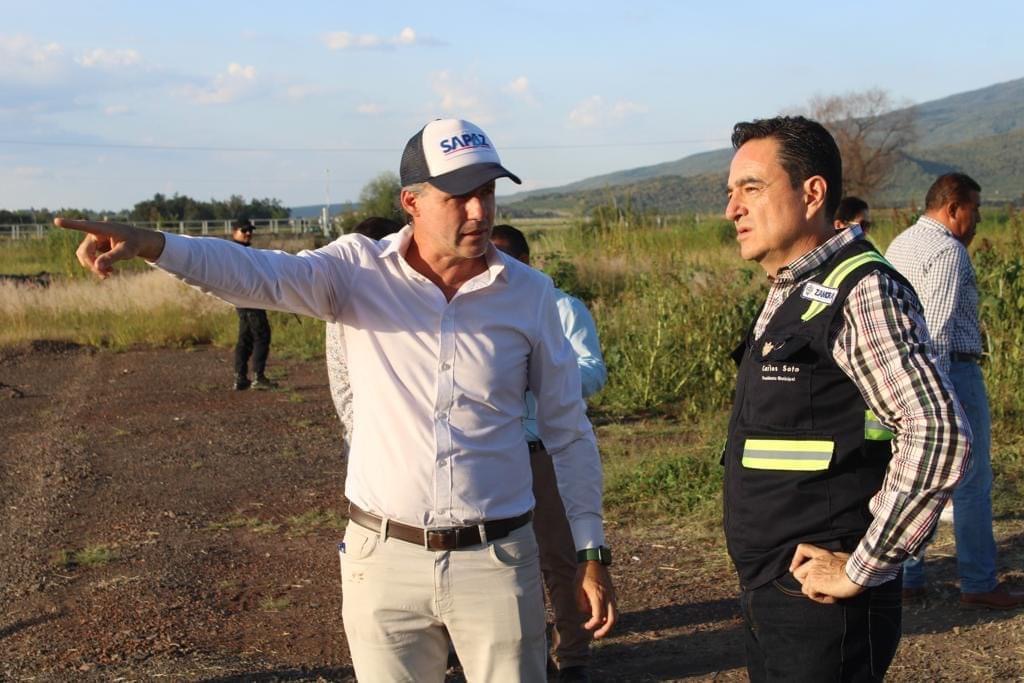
[723,239,907,590]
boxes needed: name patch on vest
[761,363,802,383]
[800,282,838,306]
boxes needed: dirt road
[1,345,1022,681]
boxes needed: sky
[1,0,1021,212]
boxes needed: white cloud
[13,165,47,178]
[356,102,384,115]
[104,103,130,115]
[430,70,492,123]
[612,100,649,117]
[0,34,62,64]
[503,75,537,105]
[568,95,648,128]
[568,96,603,128]
[324,32,379,50]
[395,27,417,45]
[505,76,530,95]
[283,83,330,100]
[76,48,141,68]
[322,26,439,50]
[0,34,65,82]
[180,62,257,105]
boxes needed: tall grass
[0,268,324,358]
[531,210,761,418]
[0,270,233,348]
[2,208,1022,521]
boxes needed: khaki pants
[340,519,546,682]
[531,448,592,669]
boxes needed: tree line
[1,194,289,225]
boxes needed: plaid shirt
[884,215,982,376]
[754,226,971,587]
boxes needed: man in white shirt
[55,118,616,682]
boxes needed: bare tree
[806,88,918,199]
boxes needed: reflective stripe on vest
[864,409,894,441]
[801,252,892,322]
[741,438,834,471]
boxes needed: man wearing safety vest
[722,115,971,682]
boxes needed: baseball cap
[400,118,521,196]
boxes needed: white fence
[0,217,325,240]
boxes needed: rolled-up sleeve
[530,283,605,550]
[834,272,971,587]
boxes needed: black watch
[577,546,612,566]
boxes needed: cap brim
[428,162,522,196]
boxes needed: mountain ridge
[503,76,1024,213]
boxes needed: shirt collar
[378,224,412,258]
[916,215,956,237]
[775,225,864,284]
[378,223,508,286]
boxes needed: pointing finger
[54,218,134,239]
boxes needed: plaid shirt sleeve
[832,271,972,587]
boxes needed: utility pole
[323,168,332,236]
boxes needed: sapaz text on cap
[400,119,522,196]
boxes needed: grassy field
[2,209,1023,524]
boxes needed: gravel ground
[1,344,1021,681]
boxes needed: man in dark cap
[229,218,275,390]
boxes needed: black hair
[834,196,869,223]
[732,115,843,220]
[491,224,529,259]
[925,173,981,212]
[353,216,402,241]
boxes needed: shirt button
[441,362,451,371]
[435,412,445,421]
[438,460,447,468]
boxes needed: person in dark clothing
[230,219,275,390]
[350,216,401,240]
[833,196,871,234]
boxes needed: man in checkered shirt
[723,116,971,681]
[887,172,1024,610]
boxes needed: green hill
[878,128,1024,206]
[505,76,1024,214]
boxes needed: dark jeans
[234,309,271,377]
[740,572,902,682]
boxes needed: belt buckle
[425,527,458,551]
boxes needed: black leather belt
[348,504,532,551]
[950,352,981,363]
[528,440,545,454]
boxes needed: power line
[0,136,729,154]
[0,173,368,185]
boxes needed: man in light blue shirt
[492,224,607,683]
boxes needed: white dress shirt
[155,226,605,549]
